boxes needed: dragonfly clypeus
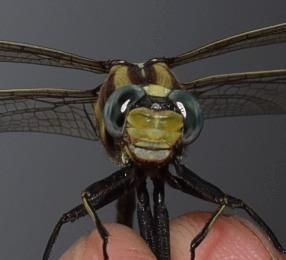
[0,23,285,260]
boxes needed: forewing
[0,88,100,140]
[167,23,286,67]
[0,41,109,73]
[182,70,286,119]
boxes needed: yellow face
[97,62,201,164]
[124,105,184,164]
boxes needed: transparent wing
[0,87,100,140]
[182,69,286,119]
[0,41,109,73]
[167,23,286,67]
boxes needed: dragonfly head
[103,83,203,165]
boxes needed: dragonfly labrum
[0,23,285,260]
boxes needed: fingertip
[60,223,156,260]
[170,212,285,260]
[60,213,285,259]
[60,235,87,260]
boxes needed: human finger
[170,212,285,260]
[60,223,156,260]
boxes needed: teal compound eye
[168,90,204,144]
[103,84,145,138]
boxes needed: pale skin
[61,212,286,260]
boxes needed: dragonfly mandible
[0,23,285,260]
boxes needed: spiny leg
[81,165,136,260]
[116,189,136,227]
[190,204,225,260]
[152,177,170,260]
[44,165,136,260]
[82,192,109,259]
[136,178,156,254]
[167,161,286,258]
[43,204,87,260]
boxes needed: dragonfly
[0,23,285,260]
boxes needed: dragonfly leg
[116,188,136,227]
[190,204,226,260]
[152,177,170,260]
[167,161,286,258]
[43,204,87,260]
[82,192,110,260]
[80,165,136,260]
[136,178,156,254]
[44,165,136,260]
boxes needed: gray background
[0,1,285,259]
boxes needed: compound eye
[168,90,203,144]
[104,85,145,138]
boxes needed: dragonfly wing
[167,23,286,67]
[0,41,109,73]
[182,69,286,119]
[0,87,100,140]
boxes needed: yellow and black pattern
[0,23,284,146]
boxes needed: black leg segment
[190,204,225,260]
[152,177,170,260]
[81,165,136,260]
[167,161,286,258]
[44,164,136,260]
[82,192,110,259]
[43,204,87,260]
[116,189,136,227]
[136,178,156,254]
